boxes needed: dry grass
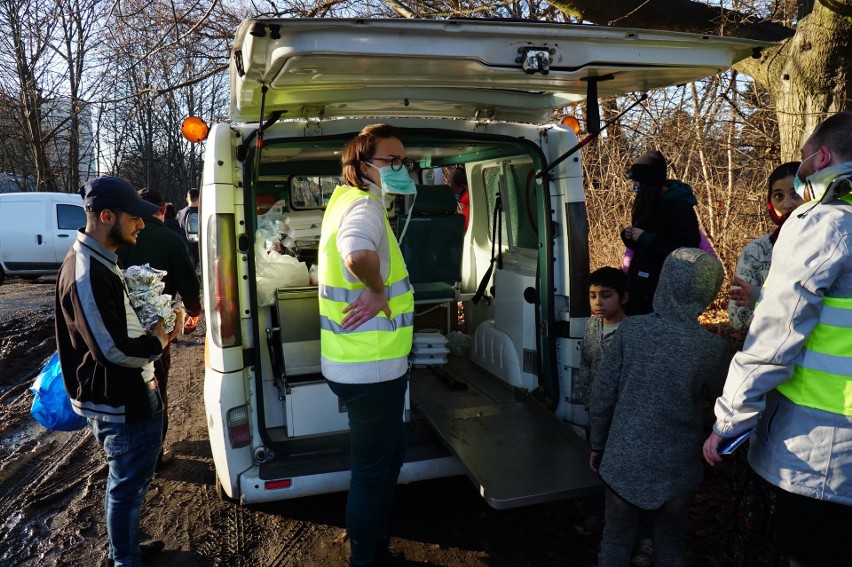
[580,89,782,319]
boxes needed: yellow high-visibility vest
[318,185,413,363]
[776,194,852,415]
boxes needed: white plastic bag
[257,199,294,254]
[255,236,310,306]
[447,331,471,357]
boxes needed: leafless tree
[0,0,61,191]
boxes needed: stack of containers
[410,329,450,367]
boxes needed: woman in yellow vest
[319,124,415,567]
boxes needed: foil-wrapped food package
[123,264,180,332]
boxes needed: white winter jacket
[714,163,852,505]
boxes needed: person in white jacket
[704,112,852,567]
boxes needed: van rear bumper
[238,456,463,505]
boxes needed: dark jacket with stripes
[55,230,164,423]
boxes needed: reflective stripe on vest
[317,185,413,364]
[776,194,852,415]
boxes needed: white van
[0,192,85,285]
[196,18,767,506]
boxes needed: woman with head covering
[727,162,803,331]
[621,150,702,315]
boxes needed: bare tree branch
[382,0,417,17]
[548,0,794,41]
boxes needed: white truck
[0,192,85,285]
[195,18,767,506]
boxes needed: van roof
[0,192,82,202]
[231,18,771,123]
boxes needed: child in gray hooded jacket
[589,248,729,567]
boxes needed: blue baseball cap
[79,176,159,217]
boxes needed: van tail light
[227,405,251,448]
[206,213,241,348]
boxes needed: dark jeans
[599,487,691,567]
[328,374,408,567]
[774,486,852,567]
[88,391,163,567]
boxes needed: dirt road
[0,277,733,566]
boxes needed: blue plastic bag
[30,352,86,431]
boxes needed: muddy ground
[0,277,735,566]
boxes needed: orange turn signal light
[560,116,581,135]
[181,116,209,143]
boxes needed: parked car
[0,192,85,285]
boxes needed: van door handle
[37,234,43,245]
[57,234,70,238]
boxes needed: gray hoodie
[590,247,729,509]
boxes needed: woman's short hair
[341,123,400,190]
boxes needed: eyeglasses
[369,156,417,172]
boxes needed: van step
[411,363,601,510]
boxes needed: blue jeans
[89,392,163,567]
[328,374,408,567]
[599,487,691,567]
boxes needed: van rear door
[231,18,770,123]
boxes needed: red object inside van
[256,195,277,215]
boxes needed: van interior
[235,127,598,508]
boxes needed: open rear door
[411,360,600,510]
[231,18,770,124]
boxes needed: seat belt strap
[472,194,502,305]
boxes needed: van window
[483,164,538,251]
[290,176,340,210]
[57,204,85,230]
[483,167,509,248]
[506,163,539,250]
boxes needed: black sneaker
[140,539,165,558]
[155,449,174,471]
[100,540,163,566]
[376,536,406,566]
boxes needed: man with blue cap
[55,176,185,566]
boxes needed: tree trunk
[739,1,852,160]
[548,0,850,156]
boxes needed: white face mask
[793,150,821,199]
[361,163,419,245]
[365,161,417,197]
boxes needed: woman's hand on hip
[341,288,391,330]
